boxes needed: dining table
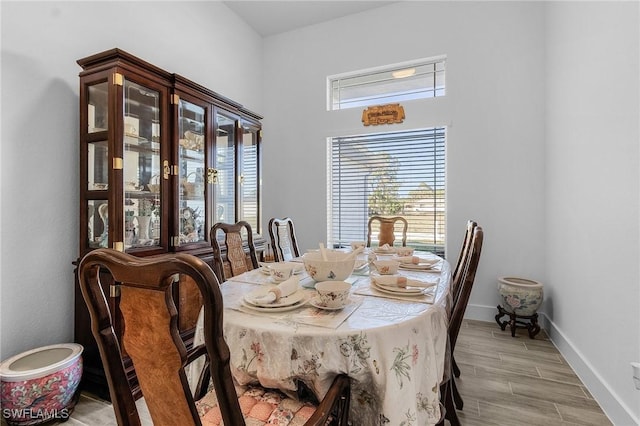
[191,249,452,425]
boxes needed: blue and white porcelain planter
[498,277,543,316]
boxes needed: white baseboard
[465,304,639,426]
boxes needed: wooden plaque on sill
[362,103,405,126]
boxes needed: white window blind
[328,128,446,255]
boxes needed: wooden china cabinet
[74,48,264,399]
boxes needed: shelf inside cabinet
[125,135,160,152]
[179,146,204,161]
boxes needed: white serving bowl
[302,250,356,282]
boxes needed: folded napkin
[371,275,435,289]
[379,244,393,251]
[253,275,300,304]
[394,255,421,264]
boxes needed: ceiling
[223,1,398,37]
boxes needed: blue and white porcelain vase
[498,277,544,316]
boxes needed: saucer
[309,296,348,310]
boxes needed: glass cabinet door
[214,112,236,224]
[240,122,260,232]
[177,99,206,245]
[86,81,109,249]
[123,79,162,250]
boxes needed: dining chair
[366,215,408,247]
[450,220,478,379]
[438,225,483,426]
[78,248,352,426]
[268,217,301,262]
[210,221,259,282]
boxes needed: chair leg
[452,375,463,410]
[438,379,461,426]
[452,355,461,378]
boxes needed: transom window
[328,56,446,111]
[328,128,446,255]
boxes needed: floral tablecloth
[195,258,451,425]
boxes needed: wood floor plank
[475,400,562,426]
[499,350,565,366]
[537,365,585,385]
[556,402,613,426]
[456,348,542,376]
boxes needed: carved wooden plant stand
[495,305,541,339]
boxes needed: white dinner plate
[398,262,440,271]
[240,298,309,313]
[308,297,349,311]
[244,287,307,308]
[371,281,426,296]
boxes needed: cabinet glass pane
[178,99,206,244]
[215,114,236,223]
[241,125,259,230]
[88,140,109,190]
[124,79,161,249]
[88,82,108,133]
[88,200,108,248]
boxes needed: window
[328,128,446,255]
[328,57,445,111]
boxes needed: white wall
[261,0,546,339]
[545,2,640,424]
[0,1,263,360]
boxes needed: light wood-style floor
[452,319,612,426]
[16,320,610,426]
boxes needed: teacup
[350,241,366,251]
[395,247,415,257]
[315,281,351,308]
[269,263,294,282]
[372,260,400,275]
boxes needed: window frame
[327,55,446,111]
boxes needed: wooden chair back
[210,221,259,282]
[268,217,301,261]
[449,225,483,352]
[451,220,478,307]
[366,215,408,247]
[77,249,243,426]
